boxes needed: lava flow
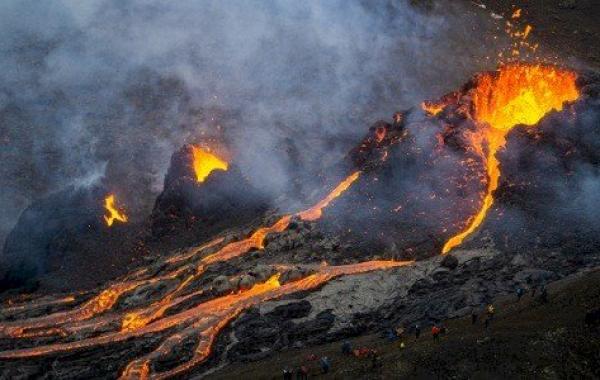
[103,194,128,227]
[441,64,579,253]
[0,170,373,379]
[120,172,361,331]
[297,171,361,221]
[191,145,228,182]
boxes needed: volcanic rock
[248,265,276,282]
[279,266,314,285]
[150,144,269,244]
[316,67,600,263]
[440,254,459,269]
[267,300,312,320]
[0,185,143,291]
[585,308,600,325]
[318,109,484,260]
[513,269,557,285]
[212,275,233,294]
[511,254,528,267]
[238,274,257,290]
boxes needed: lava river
[0,171,414,379]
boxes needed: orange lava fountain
[104,194,128,227]
[191,146,228,183]
[442,64,579,254]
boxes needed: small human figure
[486,304,495,320]
[386,328,398,342]
[415,323,421,340]
[471,310,478,325]
[440,324,447,335]
[319,356,331,374]
[539,285,548,304]
[395,326,405,339]
[369,349,380,370]
[341,341,352,355]
[296,366,308,380]
[516,287,525,302]
[431,325,441,342]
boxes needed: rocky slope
[213,266,600,379]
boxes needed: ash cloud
[0,0,499,250]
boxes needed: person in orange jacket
[431,325,441,342]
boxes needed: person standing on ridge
[516,287,525,302]
[432,325,441,343]
[487,304,495,320]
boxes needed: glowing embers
[191,146,228,183]
[442,64,579,254]
[104,194,128,227]
[421,101,445,116]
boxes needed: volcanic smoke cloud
[0,1,499,250]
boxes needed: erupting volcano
[439,64,580,253]
[2,2,600,378]
[2,60,597,378]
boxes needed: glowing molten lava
[442,64,579,253]
[191,146,228,183]
[297,171,361,221]
[103,194,128,227]
[421,101,444,116]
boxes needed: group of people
[282,354,330,379]
[342,341,382,371]
[283,284,551,378]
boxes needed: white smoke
[0,0,501,247]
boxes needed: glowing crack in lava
[191,146,228,182]
[103,194,128,227]
[442,64,579,254]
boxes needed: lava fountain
[104,194,128,227]
[442,64,579,253]
[191,146,228,183]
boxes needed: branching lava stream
[0,171,414,379]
